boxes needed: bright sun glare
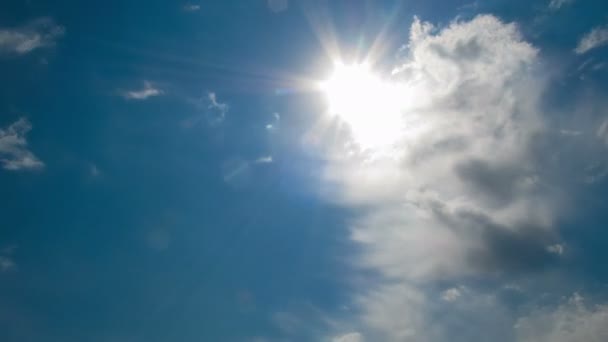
[320,63,405,151]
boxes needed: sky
[2,0,608,341]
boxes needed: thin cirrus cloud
[308,14,608,341]
[206,92,229,124]
[0,17,64,55]
[0,118,44,171]
[121,81,163,100]
[180,92,229,128]
[575,24,608,54]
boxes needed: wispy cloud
[206,92,229,124]
[0,118,44,171]
[575,24,608,54]
[331,332,363,342]
[548,0,575,11]
[0,256,15,272]
[180,91,229,128]
[266,112,281,131]
[0,246,16,272]
[121,81,163,100]
[183,4,201,12]
[255,156,273,164]
[0,17,64,55]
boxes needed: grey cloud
[455,159,536,207]
[516,293,608,342]
[0,17,64,55]
[0,118,44,171]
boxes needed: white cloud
[548,0,575,10]
[266,112,281,131]
[0,118,44,171]
[332,332,364,342]
[441,287,463,302]
[122,81,163,100]
[0,17,64,55]
[255,156,273,164]
[310,14,568,341]
[515,293,608,342]
[575,25,608,54]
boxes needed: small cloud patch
[575,25,608,54]
[121,81,163,100]
[0,118,44,171]
[0,17,64,55]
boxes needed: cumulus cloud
[575,25,608,54]
[0,118,44,171]
[121,81,163,100]
[311,14,574,341]
[515,293,608,342]
[0,17,64,55]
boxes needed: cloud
[548,0,575,10]
[121,81,163,100]
[575,25,608,54]
[266,113,281,131]
[0,256,15,272]
[0,118,44,171]
[0,17,64,55]
[515,293,608,342]
[89,163,101,177]
[183,4,201,12]
[332,332,364,342]
[441,287,463,302]
[207,92,228,123]
[255,156,273,164]
[310,14,576,341]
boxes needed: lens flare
[320,63,405,151]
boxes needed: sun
[320,63,405,151]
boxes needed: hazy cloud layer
[0,118,44,171]
[516,294,608,342]
[0,17,64,55]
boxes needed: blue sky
[2,0,608,341]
